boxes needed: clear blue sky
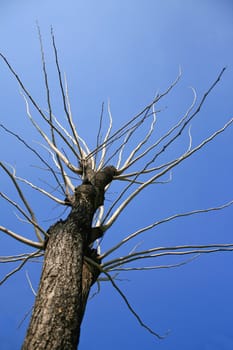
[0,1,233,349]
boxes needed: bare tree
[0,31,233,349]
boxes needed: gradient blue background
[0,1,233,349]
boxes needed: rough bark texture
[22,166,116,350]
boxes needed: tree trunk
[22,166,116,350]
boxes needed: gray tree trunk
[22,165,116,350]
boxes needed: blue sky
[0,1,233,349]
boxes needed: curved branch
[0,226,43,249]
[85,256,167,340]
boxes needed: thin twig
[0,52,81,161]
[26,270,37,296]
[0,250,42,285]
[0,162,44,242]
[107,254,200,271]
[103,244,233,270]
[50,27,84,160]
[0,123,66,195]
[0,191,48,237]
[37,24,72,198]
[85,257,167,339]
[88,68,181,160]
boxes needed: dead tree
[0,31,233,349]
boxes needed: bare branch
[50,27,85,162]
[0,162,44,242]
[26,270,37,296]
[20,93,79,174]
[35,141,75,193]
[37,24,74,199]
[85,256,167,340]
[87,68,181,161]
[0,251,43,263]
[119,87,197,174]
[127,69,226,177]
[97,100,113,170]
[104,118,233,230]
[113,69,226,191]
[64,73,87,159]
[15,175,67,205]
[89,280,101,300]
[120,102,157,170]
[37,24,54,139]
[117,171,172,185]
[0,52,81,162]
[0,249,41,285]
[108,254,200,272]
[102,200,233,259]
[0,191,48,238]
[103,244,233,270]
[0,225,43,248]
[95,102,105,166]
[0,123,66,195]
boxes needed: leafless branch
[85,256,168,340]
[0,191,47,238]
[0,123,66,195]
[103,118,233,230]
[118,87,197,175]
[118,102,157,170]
[37,24,73,199]
[103,244,233,271]
[102,200,233,259]
[95,102,105,166]
[15,175,67,205]
[0,249,42,285]
[0,251,43,263]
[0,225,43,248]
[0,52,81,163]
[97,101,113,170]
[26,270,37,296]
[87,68,181,161]
[35,141,75,193]
[108,254,200,272]
[0,162,44,242]
[20,93,80,174]
[50,27,84,161]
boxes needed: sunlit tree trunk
[22,166,116,350]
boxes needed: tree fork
[22,165,116,350]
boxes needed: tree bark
[22,166,116,350]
